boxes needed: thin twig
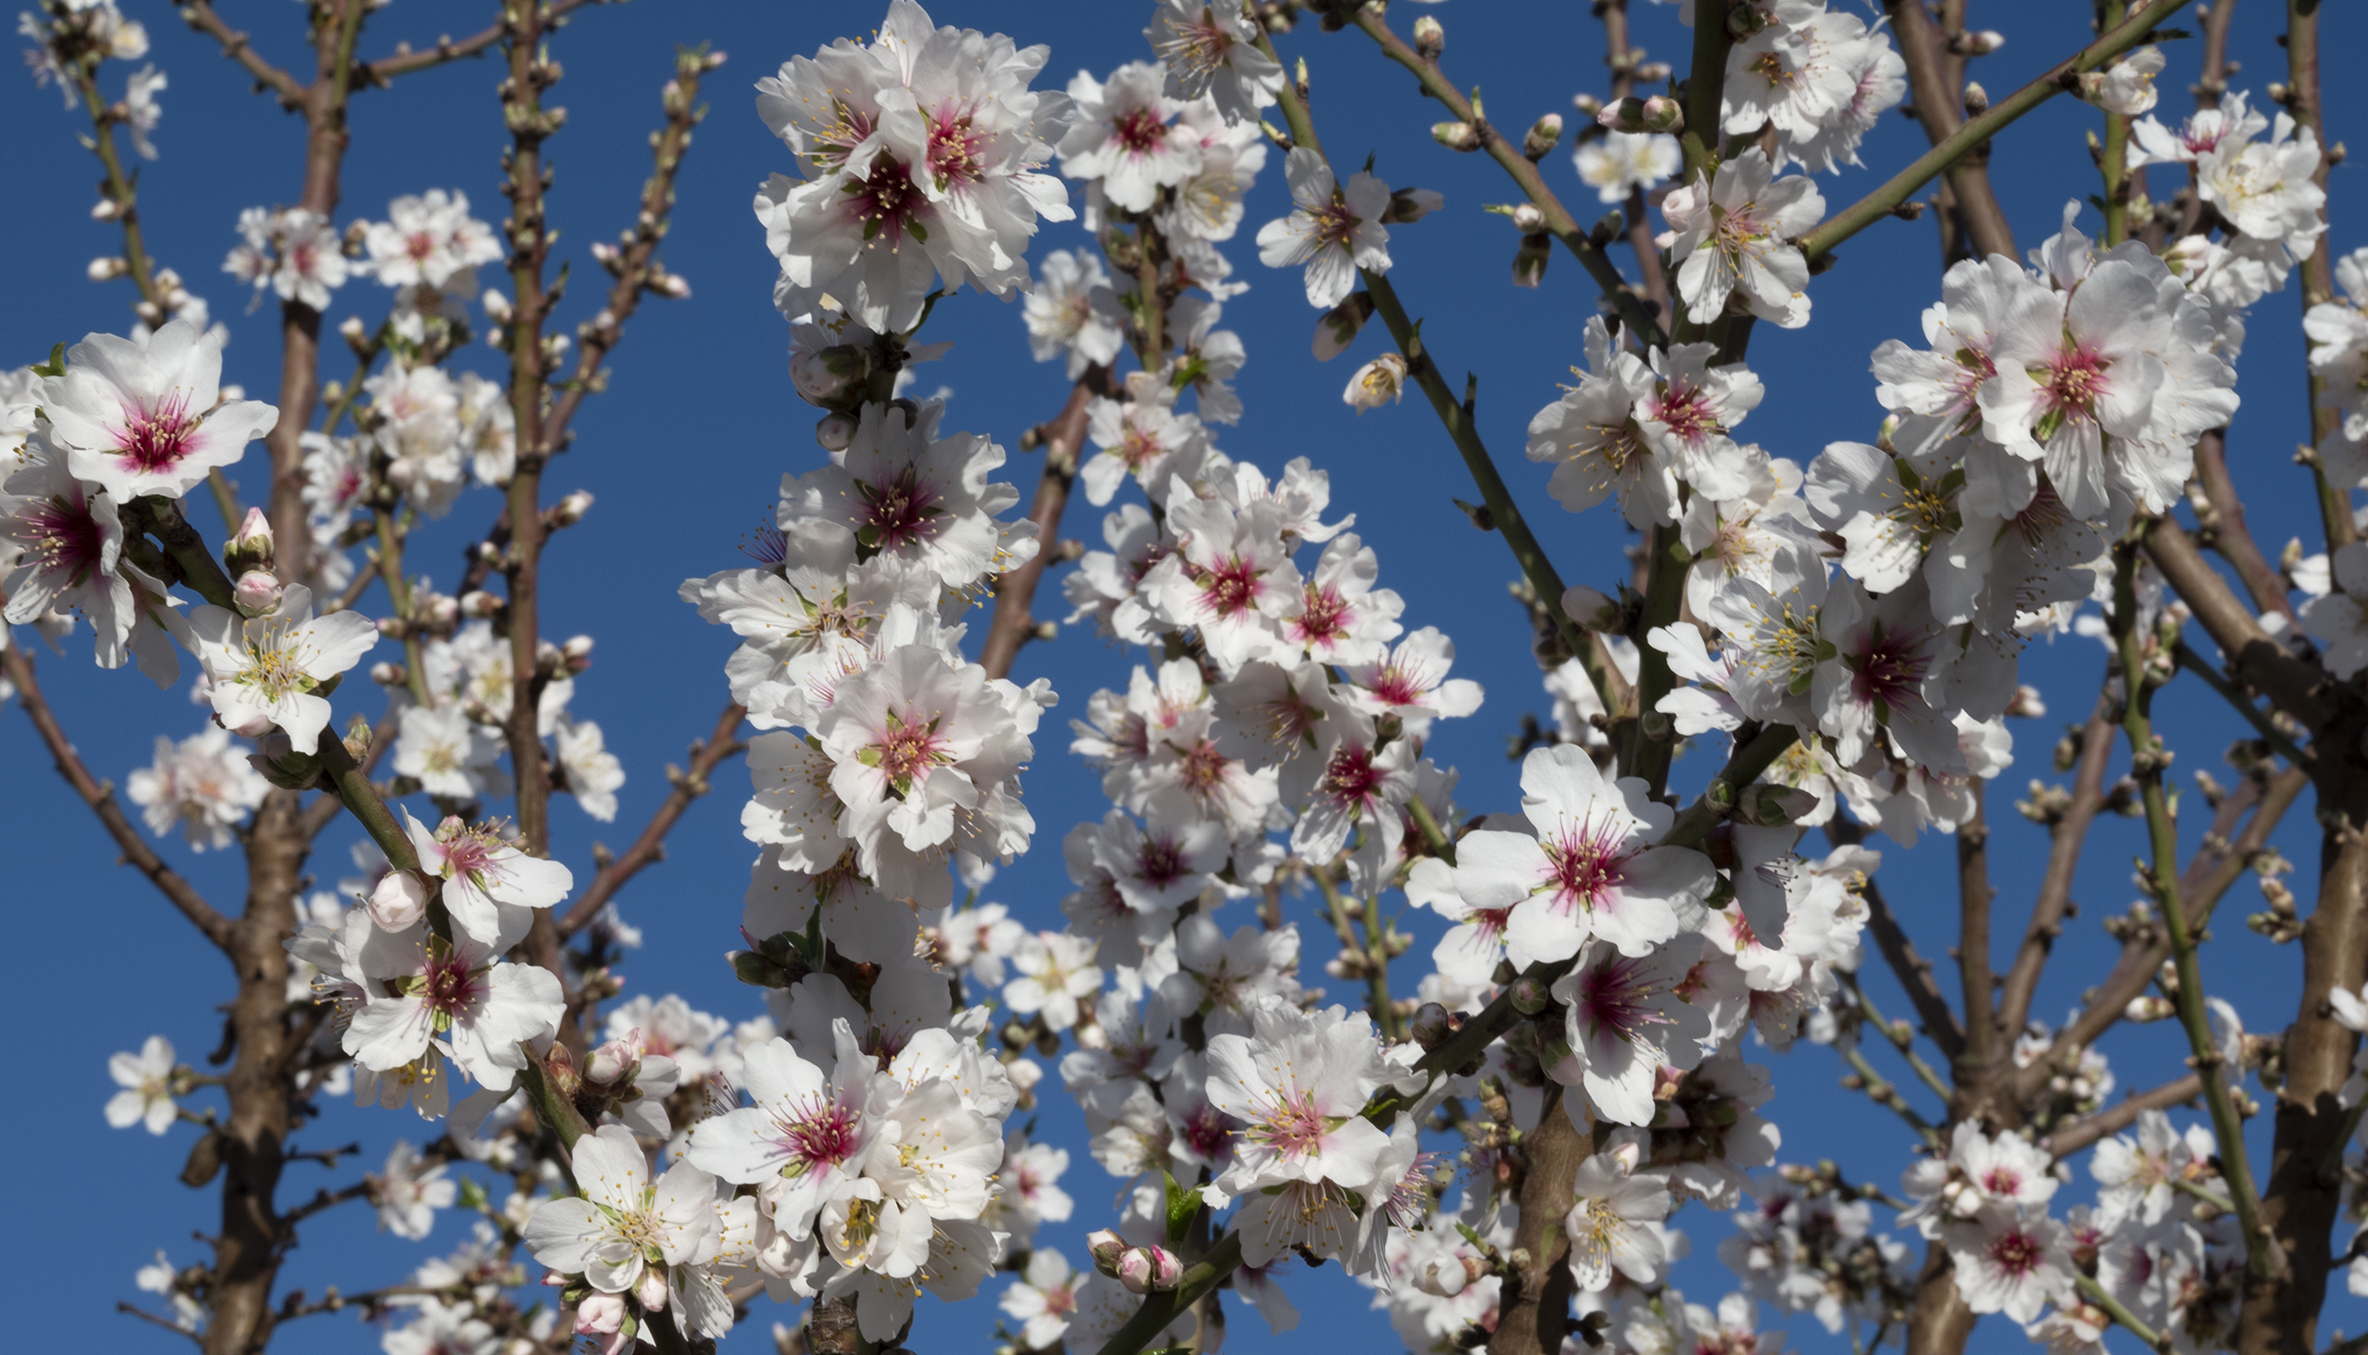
[178,0,308,107]
[4,645,234,951]
[2043,1074,2204,1156]
[2000,693,2117,1038]
[555,704,747,937]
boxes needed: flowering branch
[2285,0,2354,551]
[2074,1273,2169,1353]
[1800,0,2188,263]
[2,644,234,950]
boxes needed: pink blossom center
[777,1096,862,1172]
[1111,106,1169,156]
[2038,345,2111,423]
[1294,584,1352,643]
[1573,955,1672,1039]
[1318,744,1386,809]
[1136,835,1190,889]
[843,154,923,243]
[1849,625,1933,711]
[1250,1088,1329,1158]
[871,714,948,789]
[1543,817,1631,912]
[112,391,199,473]
[1647,380,1721,448]
[854,466,943,550]
[1987,1227,2044,1278]
[926,106,985,189]
[1197,554,1264,618]
[1980,1167,2025,1197]
[421,952,485,1017]
[21,495,104,585]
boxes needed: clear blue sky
[4,1,2362,1351]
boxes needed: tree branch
[2000,693,2117,1038]
[1803,0,2190,263]
[2043,1074,2204,1157]
[177,1,307,108]
[1830,819,1967,1060]
[2143,515,2332,732]
[980,369,1107,680]
[555,704,746,938]
[4,644,234,951]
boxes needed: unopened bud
[91,198,124,221]
[1634,62,1674,83]
[562,634,595,663]
[792,343,872,408]
[1572,93,1604,117]
[2006,684,2046,719]
[460,590,504,619]
[1640,95,1684,133]
[551,489,594,527]
[224,506,276,573]
[649,270,692,299]
[1963,81,1990,116]
[1510,203,1547,233]
[1412,15,1444,59]
[2124,995,2177,1023]
[1562,585,1620,632]
[816,411,857,452]
[1959,29,2005,56]
[1087,1230,1128,1276]
[1597,97,1649,132]
[337,315,369,346]
[370,661,408,687]
[586,1032,641,1086]
[368,871,429,932]
[1117,1246,1184,1295]
[88,256,130,281]
[418,591,459,630]
[1523,113,1564,161]
[1313,291,1377,361]
[1409,1002,1453,1050]
[635,1267,668,1313]
[1509,973,1552,1015]
[481,289,514,325]
[1432,120,1481,152]
[233,569,285,617]
[1512,232,1550,288]
[1384,186,1445,224]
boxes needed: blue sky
[4,1,2364,1351]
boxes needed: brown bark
[2237,822,2368,1354]
[1903,1241,1980,1355]
[1487,1092,1587,1355]
[980,372,1107,680]
[1884,0,2016,260]
[205,791,309,1355]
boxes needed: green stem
[1661,723,1801,849]
[2111,539,2276,1282]
[1407,794,1455,864]
[1313,863,1398,1041]
[1841,969,1955,1102]
[373,507,434,707]
[1799,0,2186,261]
[71,61,162,312]
[1839,1042,1944,1150]
[2076,1274,2167,1352]
[206,470,243,536]
[317,733,421,873]
[2101,110,2131,246]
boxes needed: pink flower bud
[1086,1229,1127,1276]
[1117,1245,1183,1295]
[552,489,595,527]
[574,1293,625,1334]
[635,1268,669,1312]
[89,256,130,281]
[369,871,429,932]
[226,507,276,573]
[233,569,285,617]
[460,590,504,618]
[1595,97,1646,132]
[482,289,515,325]
[586,1030,642,1086]
[1412,15,1443,59]
[1640,95,1684,133]
[816,412,857,452]
[1561,585,1620,632]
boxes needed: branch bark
[3,644,234,951]
[1998,694,2116,1038]
[980,369,1107,680]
